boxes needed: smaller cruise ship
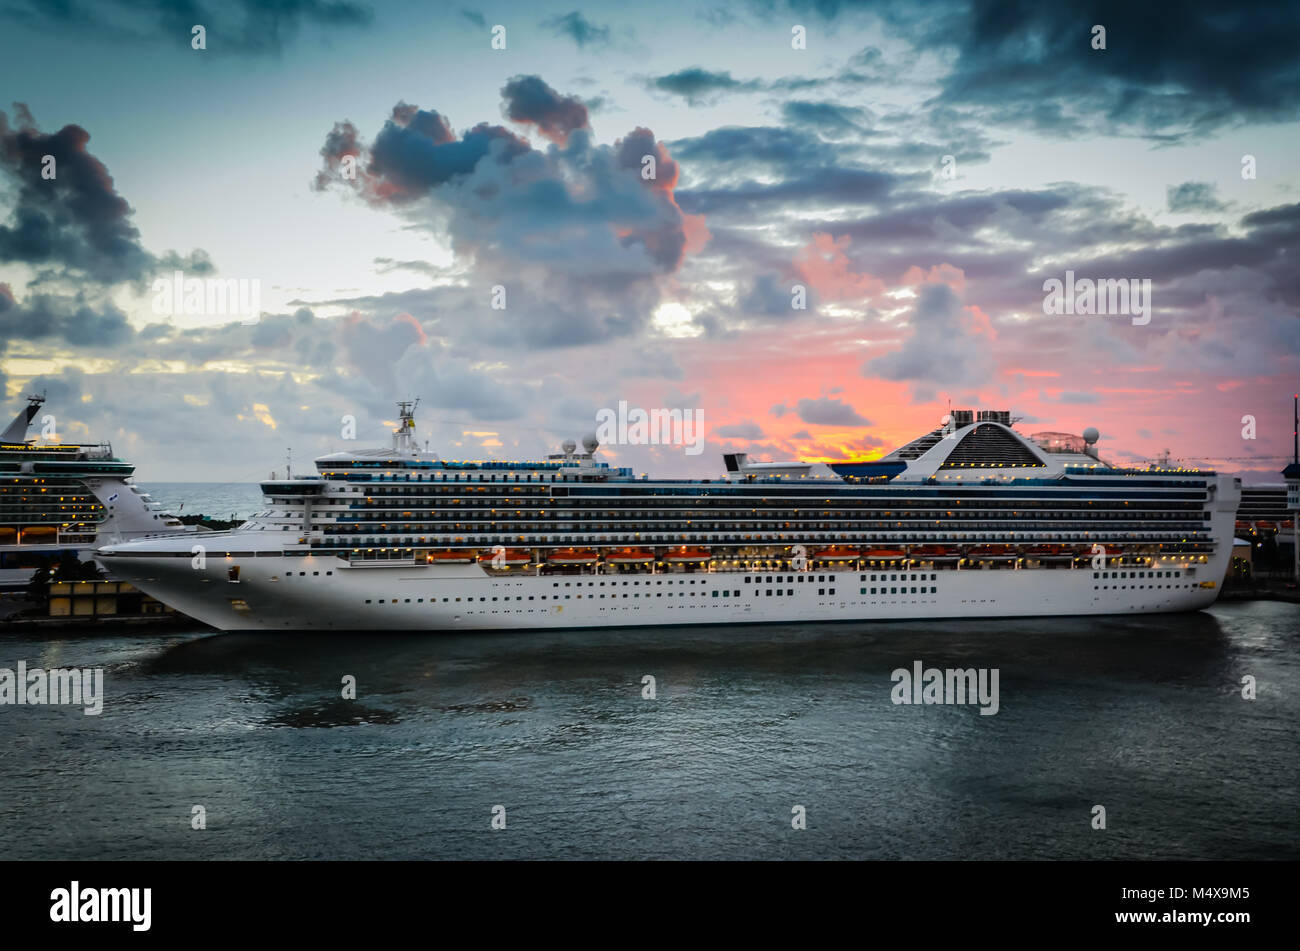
[0,395,188,587]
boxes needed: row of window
[1096,584,1193,590]
[326,517,1207,532]
[861,587,938,595]
[362,587,857,604]
[324,529,1210,548]
[1093,570,1182,579]
[367,590,759,604]
[319,482,1206,510]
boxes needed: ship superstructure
[0,395,187,587]
[97,404,1240,631]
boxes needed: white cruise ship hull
[97,549,1231,633]
[92,404,1243,633]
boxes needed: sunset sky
[1,0,1298,482]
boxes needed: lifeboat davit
[664,546,711,563]
[606,548,655,564]
[427,550,474,564]
[812,546,860,561]
[477,548,532,566]
[863,548,906,559]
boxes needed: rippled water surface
[2,602,1296,859]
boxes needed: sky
[1,0,1298,483]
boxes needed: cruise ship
[0,395,188,587]
[96,402,1241,632]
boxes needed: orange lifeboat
[1258,520,1278,531]
[426,550,474,564]
[606,548,655,564]
[812,546,860,561]
[477,548,532,566]
[664,546,711,563]
[548,548,599,565]
[912,545,958,557]
[863,548,906,559]
[969,545,1015,557]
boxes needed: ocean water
[143,482,266,522]
[1,601,1296,860]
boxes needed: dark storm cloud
[647,66,881,106]
[313,102,529,203]
[314,82,704,351]
[543,11,612,48]
[715,421,765,439]
[750,1,1300,138]
[678,167,905,216]
[501,75,591,145]
[669,126,852,172]
[915,0,1300,138]
[1167,182,1227,214]
[823,189,1073,246]
[372,257,447,278]
[0,105,211,284]
[649,69,760,104]
[740,273,808,319]
[1239,202,1300,238]
[0,283,134,348]
[781,101,874,134]
[771,397,871,427]
[0,0,373,55]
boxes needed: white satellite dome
[1082,427,1099,445]
[582,433,599,453]
[562,438,577,454]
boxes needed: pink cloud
[794,233,885,302]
